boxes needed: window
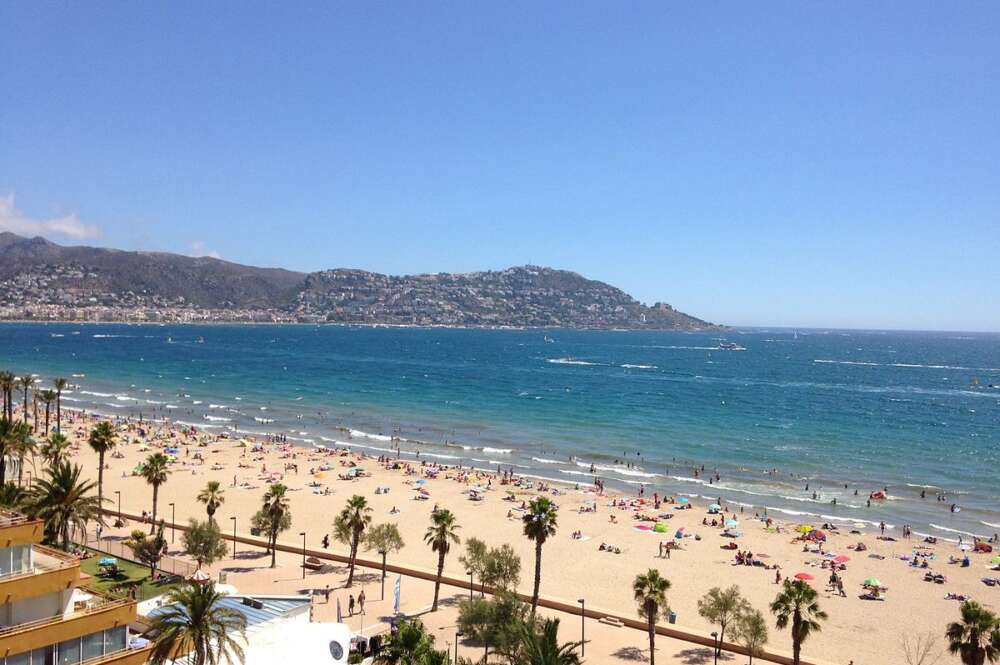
[13,545,31,573]
[4,650,29,665]
[30,646,54,665]
[106,626,127,653]
[0,546,12,577]
[82,632,104,661]
[56,637,80,665]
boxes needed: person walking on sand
[358,589,366,615]
[348,594,355,616]
[324,584,331,603]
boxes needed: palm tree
[88,421,117,513]
[53,378,68,432]
[41,432,71,467]
[197,480,225,523]
[11,430,36,487]
[142,453,171,533]
[365,523,405,593]
[522,496,558,612]
[334,494,373,587]
[634,568,671,665]
[0,372,15,421]
[502,618,582,665]
[424,508,460,611]
[945,601,1000,665]
[262,483,290,568]
[149,582,247,665]
[24,460,103,550]
[39,389,56,436]
[19,376,34,425]
[0,418,31,485]
[770,580,828,665]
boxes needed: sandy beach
[48,407,999,665]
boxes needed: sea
[1,322,998,541]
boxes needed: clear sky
[1,3,998,331]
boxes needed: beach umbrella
[98,557,117,567]
[708,503,722,511]
[833,555,850,563]
[794,572,814,581]
[675,528,686,539]
[798,524,814,533]
[653,523,667,533]
[811,530,827,541]
[992,555,1000,565]
[725,519,739,527]
[676,496,689,504]
[415,479,427,485]
[863,578,881,587]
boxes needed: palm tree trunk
[432,551,444,611]
[23,386,29,424]
[648,611,656,665]
[150,484,159,533]
[270,530,278,568]
[56,392,61,432]
[347,536,358,587]
[531,540,543,612]
[33,393,37,430]
[792,615,801,665]
[97,451,105,512]
[44,404,50,436]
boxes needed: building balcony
[78,644,154,665]
[0,544,82,605]
[0,594,136,656]
[0,514,44,548]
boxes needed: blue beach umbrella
[708,503,721,511]
[98,557,117,566]
[676,496,689,504]
[725,519,739,527]
[415,479,427,485]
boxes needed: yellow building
[0,511,151,665]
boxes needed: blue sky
[1,3,998,331]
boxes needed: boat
[718,342,746,351]
[543,336,555,343]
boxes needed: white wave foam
[203,415,231,422]
[482,447,512,454]
[80,390,113,397]
[981,521,1000,529]
[349,429,393,442]
[531,457,566,465]
[547,358,599,366]
[814,359,880,366]
[621,364,657,369]
[930,524,986,539]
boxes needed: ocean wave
[621,364,657,369]
[929,523,986,539]
[814,359,880,366]
[115,394,136,401]
[547,358,600,366]
[93,334,131,338]
[981,521,1000,529]
[254,417,275,424]
[482,447,512,454]
[164,404,178,409]
[80,390,114,397]
[905,483,940,489]
[348,429,393,442]
[209,404,226,409]
[105,403,128,408]
[531,457,566,465]
[203,415,231,422]
[558,469,593,477]
[61,396,83,402]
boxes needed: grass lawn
[80,549,183,601]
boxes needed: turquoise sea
[1,323,998,539]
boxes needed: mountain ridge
[0,232,722,329]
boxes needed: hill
[0,233,721,329]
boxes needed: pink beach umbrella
[794,572,815,581]
[833,555,850,563]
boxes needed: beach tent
[798,524,814,533]
[707,503,721,512]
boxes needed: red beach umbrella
[833,555,850,563]
[794,572,814,581]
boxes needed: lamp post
[455,630,463,664]
[299,532,306,579]
[230,516,237,558]
[711,632,719,665]
[169,503,176,543]
[467,569,474,600]
[577,598,586,656]
[114,490,121,521]
[25,470,31,489]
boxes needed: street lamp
[299,532,307,579]
[169,503,176,543]
[467,569,474,600]
[25,470,31,489]
[577,599,586,656]
[114,490,121,521]
[455,630,463,664]
[230,516,237,558]
[711,631,719,665]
